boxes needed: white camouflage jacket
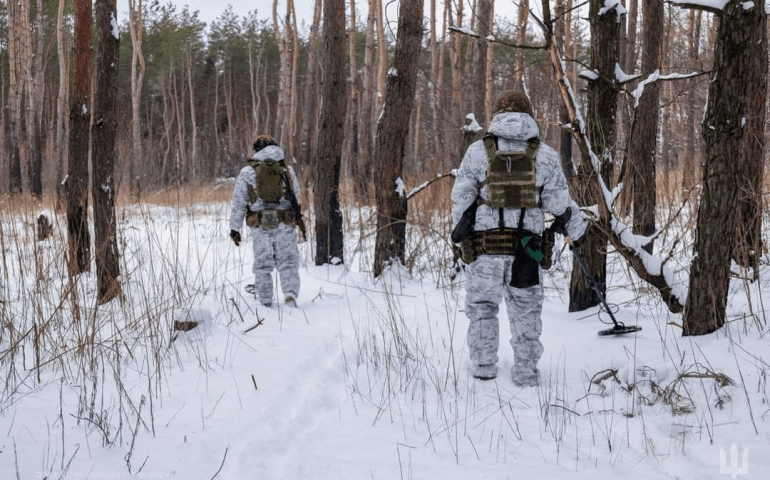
[229,145,302,232]
[451,112,588,239]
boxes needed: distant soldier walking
[229,135,306,308]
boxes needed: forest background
[0,0,716,201]
[0,0,767,330]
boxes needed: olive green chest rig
[482,133,539,209]
[247,159,287,204]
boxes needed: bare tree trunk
[171,65,186,180]
[373,0,423,277]
[435,0,448,172]
[128,0,145,199]
[161,74,175,183]
[315,0,347,265]
[55,0,70,207]
[375,0,388,113]
[299,0,322,176]
[7,0,24,195]
[249,43,260,137]
[67,0,93,275]
[272,0,286,141]
[484,3,495,125]
[682,10,702,193]
[627,0,663,253]
[224,62,235,164]
[625,0,638,72]
[514,0,529,89]
[18,0,32,192]
[347,0,362,198]
[684,0,766,336]
[29,0,44,197]
[555,0,574,181]
[288,0,300,158]
[568,0,621,312]
[186,46,198,179]
[449,0,464,161]
[92,0,122,304]
[0,49,6,193]
[733,5,767,273]
[471,0,491,123]
[357,0,376,200]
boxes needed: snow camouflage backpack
[247,159,287,204]
[482,132,539,209]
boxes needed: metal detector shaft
[568,237,621,328]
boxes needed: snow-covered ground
[1,201,768,479]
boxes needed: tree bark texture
[55,0,70,207]
[314,0,347,265]
[568,0,620,312]
[684,0,766,336]
[128,0,145,199]
[372,0,423,277]
[628,0,663,251]
[29,0,44,197]
[7,0,25,195]
[682,10,702,194]
[514,0,528,89]
[67,0,93,276]
[298,0,322,180]
[92,0,122,304]
[471,0,491,124]
[733,6,767,273]
[555,0,574,181]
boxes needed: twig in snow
[230,297,245,323]
[55,443,80,480]
[209,447,229,479]
[125,395,146,474]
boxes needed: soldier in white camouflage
[451,91,589,386]
[229,135,303,308]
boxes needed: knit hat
[493,90,533,116]
[253,134,277,153]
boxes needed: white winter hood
[252,145,285,162]
[487,112,540,151]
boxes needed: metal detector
[567,238,642,336]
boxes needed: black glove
[551,208,572,237]
[230,230,241,246]
[569,235,582,250]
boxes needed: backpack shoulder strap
[280,162,294,192]
[245,160,260,202]
[482,132,497,160]
[525,137,540,161]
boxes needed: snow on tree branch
[666,0,728,13]
[540,2,687,313]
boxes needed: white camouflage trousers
[251,223,300,304]
[464,255,544,379]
